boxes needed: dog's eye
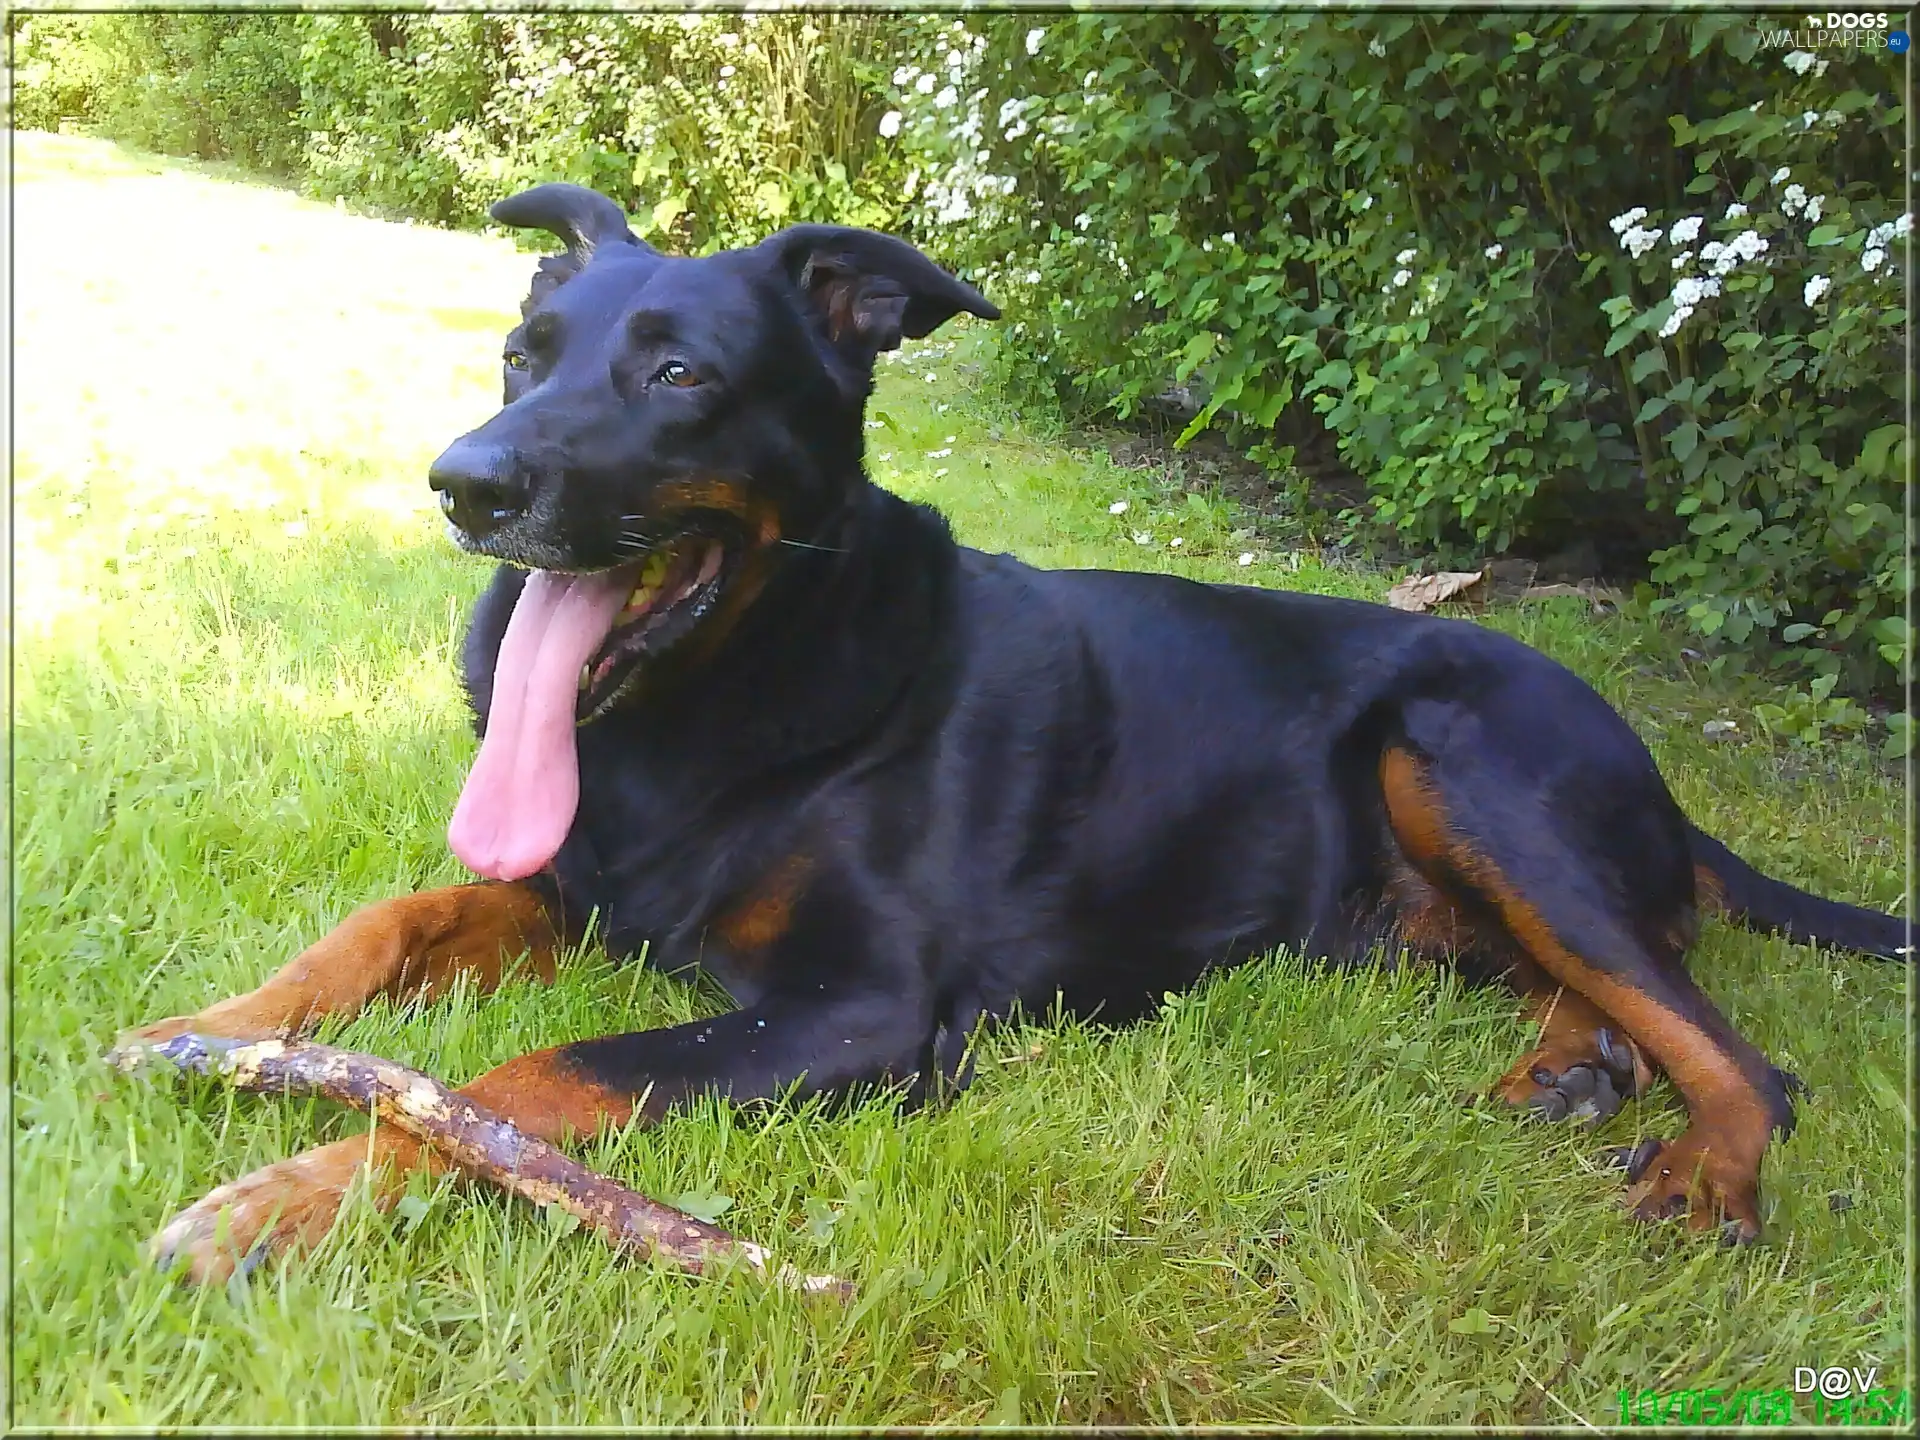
[653,360,699,389]
[504,351,529,371]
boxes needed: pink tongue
[449,568,635,880]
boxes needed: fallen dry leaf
[1520,580,1625,614]
[1386,569,1485,612]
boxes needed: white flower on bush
[1026,27,1044,56]
[1359,194,1374,211]
[1609,206,1649,235]
[1132,530,1153,546]
[916,73,936,95]
[1703,229,1767,277]
[1621,224,1662,258]
[1783,49,1817,74]
[892,65,915,86]
[1395,247,1417,264]
[1865,214,1911,248]
[1109,500,1129,515]
[1484,243,1503,259]
[1862,247,1886,272]
[1659,274,1723,338]
[934,85,958,109]
[1802,110,1819,128]
[1803,195,1824,224]
[1668,215,1703,246]
[1672,250,1693,270]
[1673,275,1720,307]
[1391,268,1413,288]
[1724,202,1749,220]
[1770,166,1791,185]
[1237,553,1255,566]
[1368,36,1387,57]
[878,111,902,138]
[1782,183,1807,215]
[1804,274,1831,305]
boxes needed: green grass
[11,131,1911,1427]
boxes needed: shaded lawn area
[11,132,1909,1427]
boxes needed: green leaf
[1449,1308,1499,1335]
[1806,223,1844,246]
[1635,396,1670,424]
[649,192,687,234]
[753,180,792,220]
[666,1189,734,1224]
[1308,358,1353,393]
[1859,424,1906,477]
[1781,623,1817,642]
[987,1386,1022,1426]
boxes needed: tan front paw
[150,1137,371,1284]
[112,1000,294,1061]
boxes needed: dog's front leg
[151,985,930,1283]
[118,881,562,1049]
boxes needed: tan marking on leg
[1694,862,1729,916]
[713,854,813,954]
[1380,746,1775,1236]
[1494,986,1653,1105]
[122,881,560,1046]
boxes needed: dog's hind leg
[118,882,563,1048]
[1379,716,1796,1243]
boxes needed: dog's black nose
[428,439,530,539]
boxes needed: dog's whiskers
[779,538,848,554]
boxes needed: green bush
[883,12,1908,700]
[281,13,908,246]
[10,14,305,174]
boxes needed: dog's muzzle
[429,438,530,541]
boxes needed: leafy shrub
[883,12,1908,699]
[10,14,305,174]
[291,13,908,246]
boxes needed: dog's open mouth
[447,529,735,882]
[576,533,730,722]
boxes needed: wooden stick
[112,1033,848,1298]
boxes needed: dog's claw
[1602,1137,1664,1182]
[1520,1061,1622,1127]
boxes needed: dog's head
[429,181,996,720]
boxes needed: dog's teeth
[579,663,591,692]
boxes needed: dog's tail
[1689,824,1908,960]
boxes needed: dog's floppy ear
[491,184,657,315]
[762,225,1000,359]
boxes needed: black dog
[125,183,1905,1279]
